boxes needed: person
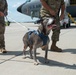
[0,0,8,53]
[40,0,65,52]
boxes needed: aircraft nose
[17,5,23,13]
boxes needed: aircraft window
[26,0,31,2]
[39,4,41,8]
[29,5,35,9]
[36,4,41,8]
[70,0,76,5]
[33,5,35,8]
[29,6,32,9]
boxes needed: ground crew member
[0,0,8,53]
[40,0,65,52]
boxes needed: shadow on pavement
[0,50,40,56]
[0,50,76,70]
[63,49,76,54]
[0,51,23,56]
[38,57,76,70]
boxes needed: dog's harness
[28,30,49,46]
[38,32,49,46]
[28,30,39,39]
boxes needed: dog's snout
[47,24,52,28]
[47,24,52,26]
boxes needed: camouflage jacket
[40,0,65,17]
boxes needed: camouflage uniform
[40,0,64,42]
[0,0,8,49]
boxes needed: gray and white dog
[23,18,56,65]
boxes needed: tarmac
[0,23,76,75]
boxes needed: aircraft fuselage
[17,0,76,18]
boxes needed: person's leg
[50,40,62,52]
[50,17,62,52]
[0,23,7,53]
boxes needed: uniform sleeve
[61,0,65,5]
[5,0,8,10]
[4,0,8,16]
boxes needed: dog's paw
[34,62,39,65]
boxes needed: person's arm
[60,1,65,20]
[4,0,8,16]
[40,0,56,16]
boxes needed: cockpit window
[26,0,31,2]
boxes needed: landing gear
[63,18,71,28]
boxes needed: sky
[7,0,38,22]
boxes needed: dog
[23,18,56,65]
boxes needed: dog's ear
[38,19,48,32]
[42,18,54,26]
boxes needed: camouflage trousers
[0,17,5,49]
[52,16,60,42]
[40,16,61,42]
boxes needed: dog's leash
[6,16,30,30]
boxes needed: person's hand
[0,11,4,16]
[60,14,64,21]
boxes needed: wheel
[63,18,71,28]
[63,24,67,28]
[68,18,71,27]
[66,24,69,28]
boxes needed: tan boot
[1,48,7,53]
[50,41,62,52]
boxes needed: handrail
[68,13,76,25]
